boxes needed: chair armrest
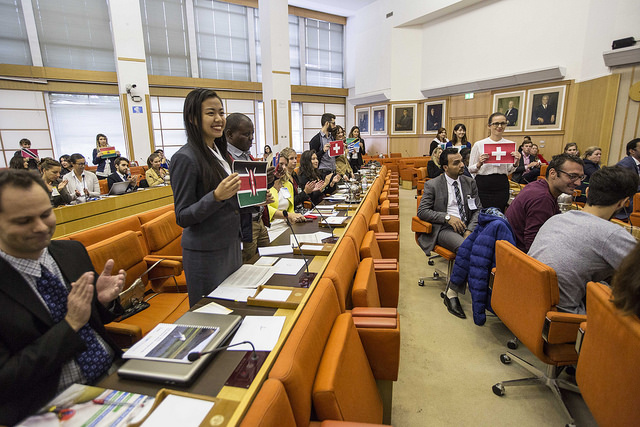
[376,239,399,262]
[374,232,399,240]
[354,317,400,381]
[542,312,587,344]
[373,259,398,270]
[375,269,399,308]
[352,316,397,329]
[575,322,587,355]
[351,307,397,318]
[378,213,399,231]
[105,322,143,348]
[379,214,399,222]
[320,421,389,427]
[145,255,183,262]
[411,216,432,234]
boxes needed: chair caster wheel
[433,271,440,279]
[418,280,425,287]
[507,339,518,350]
[492,384,505,396]
[500,354,511,365]
[428,260,435,266]
[440,292,445,299]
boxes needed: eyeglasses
[490,122,508,128]
[557,170,586,182]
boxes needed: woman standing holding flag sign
[171,89,242,306]
[92,133,120,180]
[347,126,366,171]
[468,112,521,212]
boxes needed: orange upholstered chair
[68,215,147,252]
[575,282,640,427]
[411,214,455,286]
[240,379,297,427]
[491,240,584,426]
[140,210,186,292]
[137,204,174,224]
[99,179,109,194]
[85,230,188,346]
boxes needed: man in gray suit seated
[417,148,482,317]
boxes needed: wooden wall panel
[610,65,640,165]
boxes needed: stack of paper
[289,232,332,248]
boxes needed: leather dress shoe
[443,295,466,319]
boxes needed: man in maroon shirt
[506,154,584,252]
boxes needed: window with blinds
[194,0,250,81]
[305,18,343,88]
[0,0,31,66]
[139,0,191,77]
[255,13,301,85]
[31,0,115,72]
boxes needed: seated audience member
[429,127,448,155]
[0,169,125,425]
[445,123,472,152]
[564,142,579,157]
[62,154,101,202]
[9,156,28,170]
[59,154,71,175]
[427,146,444,178]
[506,154,584,252]
[333,125,354,179]
[615,138,640,218]
[106,156,138,192]
[263,144,274,165]
[267,163,305,222]
[417,148,482,319]
[460,147,472,177]
[611,241,640,318]
[576,146,601,202]
[297,150,340,197]
[530,143,548,164]
[512,139,542,184]
[13,138,39,169]
[145,153,169,187]
[40,158,72,207]
[154,149,170,170]
[528,166,639,314]
[92,133,120,180]
[282,147,324,208]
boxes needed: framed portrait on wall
[391,104,417,135]
[371,105,387,135]
[356,107,370,135]
[525,85,567,132]
[492,90,525,132]
[424,100,446,134]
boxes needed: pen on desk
[93,398,144,407]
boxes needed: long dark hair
[299,150,321,181]
[450,123,468,146]
[183,88,230,193]
[348,126,360,139]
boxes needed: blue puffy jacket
[449,208,515,326]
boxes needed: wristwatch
[444,214,451,223]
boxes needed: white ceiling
[288,0,377,17]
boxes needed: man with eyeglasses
[61,154,100,203]
[468,112,521,212]
[528,166,638,314]
[506,154,584,252]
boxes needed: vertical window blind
[0,0,31,66]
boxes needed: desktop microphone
[187,340,258,362]
[282,210,317,287]
[309,202,338,244]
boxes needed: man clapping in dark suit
[0,170,126,425]
[417,148,482,319]
[107,156,138,192]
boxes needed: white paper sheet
[207,287,256,302]
[229,316,286,352]
[272,258,306,275]
[216,264,274,289]
[141,394,214,427]
[321,216,348,225]
[255,288,292,302]
[194,301,233,315]
[254,256,279,266]
[258,245,294,256]
[289,231,332,247]
[267,219,289,242]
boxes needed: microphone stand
[187,340,258,362]
[283,210,317,287]
[310,202,338,244]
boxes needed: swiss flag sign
[483,141,516,165]
[329,140,345,157]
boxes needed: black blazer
[106,172,137,192]
[0,240,122,425]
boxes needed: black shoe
[443,295,466,319]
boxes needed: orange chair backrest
[85,230,148,291]
[323,237,360,312]
[492,240,559,363]
[634,193,640,212]
[68,215,146,252]
[351,258,381,308]
[360,230,383,260]
[268,279,341,427]
[539,164,548,177]
[390,152,402,158]
[240,379,296,427]
[344,214,369,251]
[141,210,182,255]
[358,197,376,224]
[312,313,383,423]
[137,204,174,225]
[99,179,109,195]
[369,213,385,233]
[577,282,640,427]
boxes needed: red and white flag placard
[483,141,516,165]
[329,140,345,157]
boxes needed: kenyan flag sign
[234,160,268,208]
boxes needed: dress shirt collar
[227,142,252,161]
[444,172,461,188]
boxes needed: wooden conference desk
[98,192,362,426]
[53,186,174,238]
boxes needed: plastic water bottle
[362,175,368,190]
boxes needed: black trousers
[475,173,509,212]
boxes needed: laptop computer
[108,181,132,196]
[117,312,242,385]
